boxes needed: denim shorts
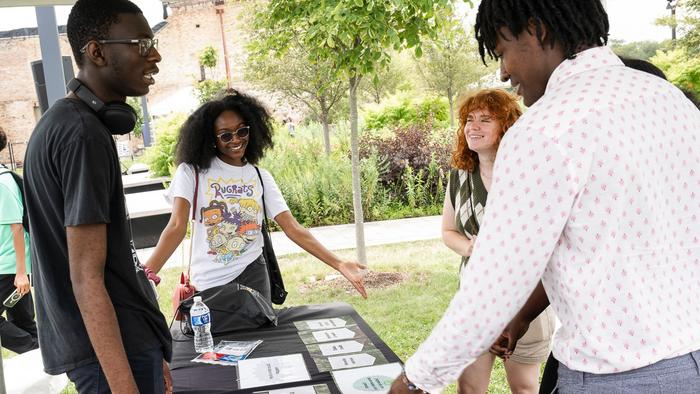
[556,349,700,394]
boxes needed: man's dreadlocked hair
[475,0,609,64]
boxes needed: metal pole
[671,4,677,42]
[8,143,15,171]
[214,1,232,90]
[35,6,66,109]
[0,335,6,394]
[140,96,152,147]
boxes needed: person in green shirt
[0,127,37,353]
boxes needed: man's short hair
[475,0,609,64]
[0,127,6,152]
[67,0,143,67]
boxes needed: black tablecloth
[170,302,402,393]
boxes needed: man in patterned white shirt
[390,0,700,393]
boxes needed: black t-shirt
[24,98,172,374]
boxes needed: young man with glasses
[23,0,172,392]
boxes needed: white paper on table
[318,340,365,356]
[331,363,403,394]
[311,328,356,343]
[328,353,376,370]
[256,385,317,394]
[237,354,311,389]
[304,318,348,330]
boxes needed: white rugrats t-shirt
[167,158,289,290]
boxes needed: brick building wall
[0,34,74,165]
[149,0,249,102]
[0,0,252,166]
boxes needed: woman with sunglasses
[145,92,368,306]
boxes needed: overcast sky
[0,0,677,43]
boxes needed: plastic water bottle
[190,296,213,353]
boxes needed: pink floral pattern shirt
[405,46,700,392]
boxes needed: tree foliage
[254,0,454,81]
[610,39,665,61]
[127,96,143,138]
[199,45,219,80]
[253,0,458,263]
[413,16,495,127]
[194,79,228,104]
[651,0,700,96]
[359,57,405,104]
[245,41,346,154]
[651,47,700,96]
[679,0,700,56]
[199,45,218,69]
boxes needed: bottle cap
[194,296,202,302]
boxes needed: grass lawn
[62,239,517,393]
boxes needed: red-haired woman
[442,89,556,394]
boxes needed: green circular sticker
[353,375,394,391]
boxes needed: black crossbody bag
[254,166,288,305]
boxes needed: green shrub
[144,112,188,177]
[262,121,444,227]
[141,115,446,226]
[194,79,227,104]
[364,96,450,131]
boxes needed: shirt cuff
[405,354,445,393]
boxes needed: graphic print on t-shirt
[202,176,261,265]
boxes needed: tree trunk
[448,87,455,128]
[320,111,331,156]
[349,75,367,264]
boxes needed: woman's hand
[462,235,477,257]
[337,261,368,299]
[14,273,30,296]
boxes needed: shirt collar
[545,46,623,93]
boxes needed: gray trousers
[557,350,700,394]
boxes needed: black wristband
[401,372,426,393]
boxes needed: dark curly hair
[67,0,143,67]
[176,91,274,169]
[475,0,609,64]
[0,126,7,152]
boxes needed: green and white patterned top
[448,165,487,268]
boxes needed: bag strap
[184,166,199,279]
[253,166,270,232]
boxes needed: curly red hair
[451,89,522,171]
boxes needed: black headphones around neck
[66,78,137,135]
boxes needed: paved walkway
[3,215,442,393]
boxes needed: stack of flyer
[192,340,263,366]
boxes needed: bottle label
[191,313,210,326]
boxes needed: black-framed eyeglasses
[216,126,250,143]
[80,38,158,57]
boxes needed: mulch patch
[299,271,421,293]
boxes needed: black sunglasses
[215,126,250,143]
